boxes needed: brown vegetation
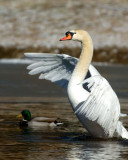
[0,45,128,64]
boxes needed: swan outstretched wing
[75,76,120,137]
[24,53,99,89]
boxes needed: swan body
[24,30,128,139]
[17,110,62,128]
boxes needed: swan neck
[70,37,93,84]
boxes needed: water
[0,61,128,160]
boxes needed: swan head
[60,30,90,42]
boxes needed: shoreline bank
[0,46,128,64]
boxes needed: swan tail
[115,121,128,139]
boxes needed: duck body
[17,110,62,128]
[28,117,62,127]
[24,30,128,139]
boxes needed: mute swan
[24,30,128,139]
[17,110,63,128]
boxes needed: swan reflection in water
[66,139,128,160]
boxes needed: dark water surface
[0,62,128,160]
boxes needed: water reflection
[66,140,128,160]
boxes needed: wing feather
[25,53,77,89]
[75,76,120,137]
[29,64,61,75]
[27,61,58,70]
[24,53,100,89]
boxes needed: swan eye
[65,31,70,37]
[65,31,76,37]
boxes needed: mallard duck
[17,110,63,128]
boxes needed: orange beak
[60,33,72,41]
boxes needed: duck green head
[17,110,31,121]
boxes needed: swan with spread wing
[24,30,128,139]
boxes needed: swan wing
[75,76,120,137]
[24,53,99,89]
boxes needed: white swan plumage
[24,29,128,139]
